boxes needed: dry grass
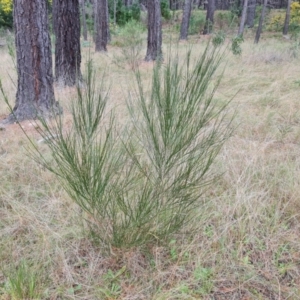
[0,31,300,299]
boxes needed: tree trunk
[254,0,267,43]
[8,0,60,123]
[106,1,111,42]
[221,0,230,9]
[203,0,215,34]
[52,0,57,35]
[93,0,97,43]
[180,0,193,40]
[81,0,88,41]
[216,0,229,9]
[145,0,162,61]
[124,0,133,6]
[95,0,109,52]
[238,0,249,36]
[113,0,117,26]
[246,0,256,28]
[54,0,82,86]
[193,0,201,9]
[283,0,291,35]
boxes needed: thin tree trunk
[221,0,230,9]
[238,0,249,36]
[246,0,256,28]
[52,0,57,34]
[203,0,215,34]
[95,0,109,51]
[106,1,111,42]
[193,0,200,9]
[8,0,60,123]
[145,0,162,61]
[81,0,88,41]
[54,0,82,86]
[113,0,117,26]
[180,0,193,40]
[254,0,267,43]
[283,0,291,35]
[93,0,97,43]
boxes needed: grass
[0,29,300,299]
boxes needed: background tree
[179,0,193,40]
[6,0,60,123]
[238,0,249,36]
[80,0,88,41]
[95,0,109,51]
[283,0,292,35]
[53,0,82,86]
[246,0,256,28]
[203,0,215,34]
[193,0,202,9]
[254,0,268,43]
[145,0,162,61]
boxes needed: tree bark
[145,0,162,61]
[8,0,60,123]
[283,0,291,35]
[246,0,256,28]
[106,1,111,42]
[203,0,215,34]
[53,0,82,86]
[81,0,88,41]
[93,0,97,43]
[216,0,230,9]
[180,0,193,40]
[95,0,109,52]
[193,0,201,9]
[52,0,57,35]
[238,0,249,36]
[254,0,268,43]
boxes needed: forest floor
[0,30,300,299]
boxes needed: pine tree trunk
[113,0,117,25]
[246,0,256,28]
[54,0,82,86]
[283,0,291,35]
[145,0,162,61]
[81,0,88,41]
[222,0,230,9]
[238,0,249,36]
[95,0,109,52]
[203,0,215,34]
[106,2,111,42]
[217,0,230,9]
[93,0,97,43]
[7,0,60,123]
[180,0,193,40]
[193,0,201,9]
[254,0,267,43]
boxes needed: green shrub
[3,46,232,250]
[215,10,237,31]
[161,0,171,20]
[212,31,226,47]
[290,2,300,34]
[189,10,206,35]
[109,0,141,26]
[231,35,243,55]
[3,260,42,299]
[112,20,145,70]
[0,2,13,28]
[230,0,242,18]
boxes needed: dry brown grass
[0,32,300,299]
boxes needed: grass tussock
[0,35,300,299]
